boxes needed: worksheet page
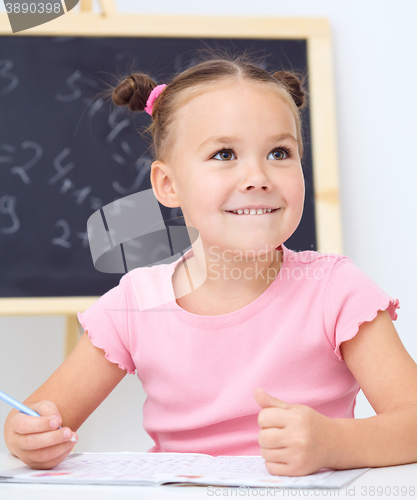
[0,452,370,488]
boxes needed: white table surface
[0,453,416,500]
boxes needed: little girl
[4,53,417,477]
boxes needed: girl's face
[153,81,305,258]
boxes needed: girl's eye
[268,147,292,160]
[211,147,292,162]
[212,149,236,161]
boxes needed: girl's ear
[151,160,181,209]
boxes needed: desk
[0,453,416,499]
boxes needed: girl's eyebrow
[197,133,297,152]
[197,136,240,152]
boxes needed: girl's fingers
[20,427,78,451]
[258,427,287,449]
[13,413,62,435]
[258,407,289,429]
[260,446,288,463]
[27,441,76,470]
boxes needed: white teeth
[230,208,275,215]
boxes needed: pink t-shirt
[77,242,400,456]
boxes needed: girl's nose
[240,162,272,191]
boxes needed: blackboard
[0,35,315,298]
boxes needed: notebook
[0,452,369,488]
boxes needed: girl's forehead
[177,83,295,132]
[178,82,293,125]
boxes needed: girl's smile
[225,207,281,215]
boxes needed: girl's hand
[6,400,78,470]
[254,388,332,477]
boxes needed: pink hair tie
[144,84,167,116]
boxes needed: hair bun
[272,70,306,109]
[112,73,156,112]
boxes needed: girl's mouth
[226,208,280,215]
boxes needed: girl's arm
[256,309,417,477]
[4,330,128,468]
[327,309,417,469]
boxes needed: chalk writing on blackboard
[0,59,19,94]
[0,195,19,234]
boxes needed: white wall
[1,0,416,453]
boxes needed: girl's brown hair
[111,50,308,162]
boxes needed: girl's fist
[255,388,332,476]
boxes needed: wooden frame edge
[308,34,343,256]
[0,13,329,38]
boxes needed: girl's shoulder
[121,261,177,311]
[283,245,350,275]
[284,245,347,265]
[282,245,393,301]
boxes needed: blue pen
[0,389,62,429]
[0,390,41,417]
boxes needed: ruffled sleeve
[323,257,400,362]
[77,276,136,374]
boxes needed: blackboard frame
[0,0,343,357]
